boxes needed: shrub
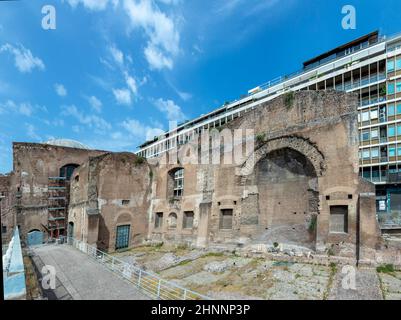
[134,156,145,166]
[256,133,266,144]
[308,215,317,233]
[284,91,295,109]
[377,264,395,274]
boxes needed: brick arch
[114,211,133,224]
[238,136,326,177]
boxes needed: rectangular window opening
[329,205,348,233]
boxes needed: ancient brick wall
[68,153,151,252]
[9,142,107,240]
[147,91,381,259]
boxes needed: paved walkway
[30,244,149,300]
[328,267,383,300]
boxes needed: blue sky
[0,0,401,173]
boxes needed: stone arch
[59,163,80,181]
[68,222,74,238]
[238,137,324,249]
[114,211,133,224]
[238,136,326,179]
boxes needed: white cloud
[177,90,191,101]
[121,118,164,140]
[61,104,111,131]
[19,103,34,116]
[157,0,181,4]
[72,125,81,133]
[113,88,132,105]
[26,124,41,141]
[144,45,173,70]
[123,0,180,70]
[109,44,124,65]
[66,0,112,11]
[54,83,67,97]
[87,95,102,113]
[0,43,45,73]
[153,98,186,123]
[124,72,137,95]
[0,100,44,117]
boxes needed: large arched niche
[238,136,326,249]
[238,136,326,178]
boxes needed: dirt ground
[111,245,335,300]
[111,244,401,300]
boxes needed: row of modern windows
[359,103,401,123]
[137,114,243,159]
[360,166,400,182]
[387,57,401,73]
[359,145,401,159]
[138,60,393,159]
[361,125,401,141]
[387,82,401,95]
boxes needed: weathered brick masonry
[0,91,392,263]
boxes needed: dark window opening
[330,205,348,233]
[155,212,163,229]
[60,164,79,181]
[219,209,233,230]
[183,211,194,229]
[122,200,130,206]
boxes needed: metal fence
[65,237,211,300]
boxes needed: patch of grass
[134,156,145,166]
[308,215,317,233]
[175,243,189,250]
[152,242,164,249]
[255,133,266,144]
[323,262,337,300]
[284,91,295,109]
[377,273,387,300]
[203,252,225,258]
[326,246,335,257]
[377,264,395,274]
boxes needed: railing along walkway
[64,237,211,300]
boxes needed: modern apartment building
[136,31,401,230]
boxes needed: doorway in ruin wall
[239,137,325,250]
[254,148,319,249]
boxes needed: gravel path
[31,244,150,300]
